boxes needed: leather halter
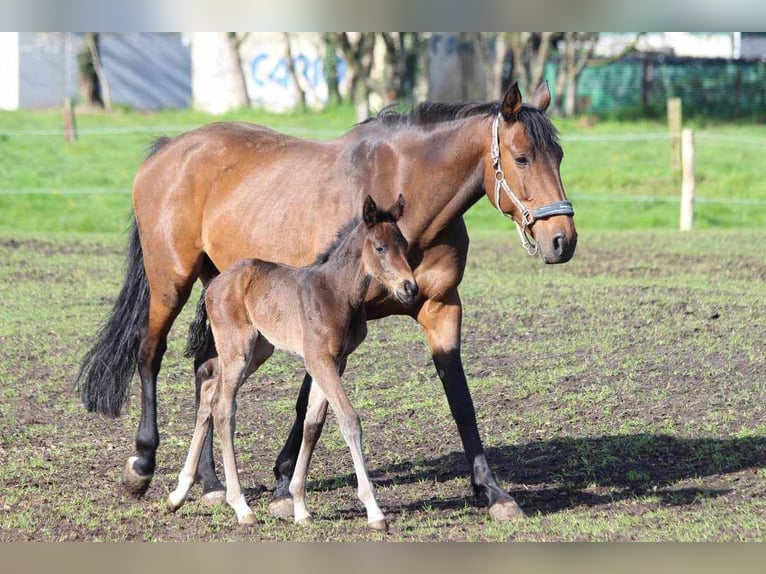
[490,113,574,257]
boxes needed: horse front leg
[417,290,525,520]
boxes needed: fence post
[680,128,695,231]
[667,97,682,172]
[63,98,77,143]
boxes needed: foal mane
[312,207,400,266]
[312,217,361,265]
[362,100,560,153]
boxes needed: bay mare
[77,82,577,522]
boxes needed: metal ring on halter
[489,113,574,258]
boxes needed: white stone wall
[0,33,19,110]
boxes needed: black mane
[312,217,361,266]
[362,100,560,153]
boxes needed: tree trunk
[322,33,342,105]
[283,33,306,110]
[227,32,250,108]
[507,32,553,101]
[86,33,111,111]
[336,32,376,122]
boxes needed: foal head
[486,82,578,264]
[361,194,418,305]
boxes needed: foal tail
[76,217,149,417]
[185,288,213,361]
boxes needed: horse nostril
[552,233,567,256]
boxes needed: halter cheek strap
[490,113,574,257]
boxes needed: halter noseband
[490,113,574,257]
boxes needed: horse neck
[318,223,371,311]
[394,116,491,242]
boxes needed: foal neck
[317,222,371,310]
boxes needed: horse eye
[515,156,529,167]
[375,245,386,254]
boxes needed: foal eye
[515,156,529,167]
[375,245,387,254]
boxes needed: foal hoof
[122,457,152,498]
[488,499,526,521]
[201,490,227,506]
[296,516,313,526]
[166,496,183,514]
[268,495,294,519]
[238,513,257,526]
[368,519,388,532]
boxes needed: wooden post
[667,97,682,172]
[680,128,695,231]
[63,98,77,143]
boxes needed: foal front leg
[307,357,386,530]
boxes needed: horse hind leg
[123,276,198,497]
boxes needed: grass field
[0,105,764,540]
[1,105,765,234]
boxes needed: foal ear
[363,194,378,227]
[533,81,551,113]
[388,194,405,221]
[501,81,523,122]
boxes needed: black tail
[185,288,213,360]
[76,218,149,417]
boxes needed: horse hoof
[269,495,294,519]
[488,499,526,521]
[368,519,388,532]
[296,516,313,526]
[122,457,152,498]
[201,490,227,506]
[238,513,257,526]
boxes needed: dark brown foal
[167,195,415,529]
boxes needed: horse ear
[501,81,523,121]
[363,195,378,227]
[389,194,405,221]
[533,81,551,112]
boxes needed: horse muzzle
[540,229,577,264]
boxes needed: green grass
[0,230,764,541]
[0,105,764,540]
[0,106,764,233]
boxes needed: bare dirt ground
[0,230,764,541]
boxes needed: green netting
[545,57,766,119]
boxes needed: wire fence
[1,125,765,209]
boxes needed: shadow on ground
[300,433,766,516]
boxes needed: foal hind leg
[192,267,227,504]
[193,329,226,504]
[167,359,218,512]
